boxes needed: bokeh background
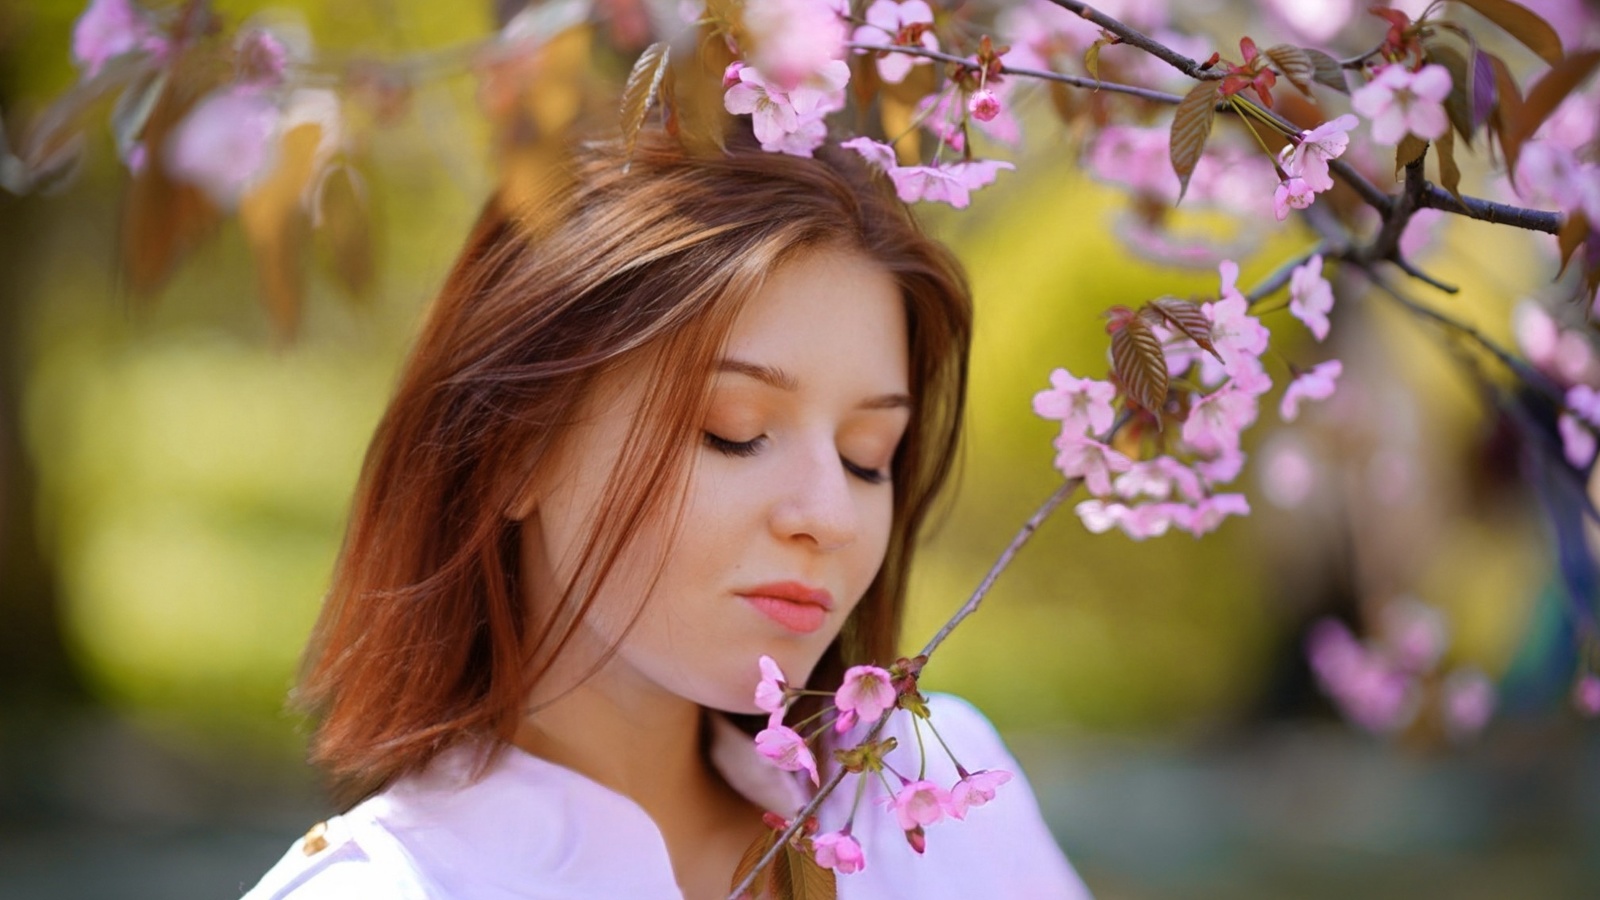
[3,1,1599,898]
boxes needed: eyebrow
[716,358,912,411]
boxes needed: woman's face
[520,245,910,715]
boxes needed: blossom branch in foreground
[725,476,1081,900]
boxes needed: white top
[242,693,1092,899]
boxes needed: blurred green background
[2,1,1598,898]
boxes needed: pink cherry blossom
[813,830,865,874]
[1175,493,1250,536]
[1205,264,1270,378]
[1516,142,1600,225]
[755,654,788,721]
[723,60,848,157]
[1115,457,1204,502]
[852,0,938,84]
[72,0,167,79]
[237,28,290,87]
[1574,673,1600,717]
[840,136,898,171]
[947,769,1012,819]
[1280,360,1342,422]
[833,664,895,732]
[969,88,1001,122]
[1183,385,1258,456]
[885,159,1015,208]
[1568,384,1600,427]
[885,779,949,830]
[1441,668,1495,740]
[1121,501,1187,539]
[1053,434,1133,496]
[743,0,848,92]
[1269,0,1355,43]
[1033,368,1117,438]
[1351,63,1452,145]
[1259,435,1315,508]
[1288,254,1335,341]
[755,724,820,785]
[165,87,282,207]
[1273,176,1314,220]
[1280,114,1358,193]
[1075,498,1128,533]
[1559,413,1596,467]
[1195,447,1246,485]
[1379,597,1447,674]
[1307,618,1418,734]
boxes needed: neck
[513,653,714,813]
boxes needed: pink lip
[739,582,834,635]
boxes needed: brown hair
[296,129,972,801]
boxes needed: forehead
[720,246,909,391]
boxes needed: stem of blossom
[1229,98,1283,163]
[913,715,928,780]
[1245,243,1330,308]
[1040,0,1215,81]
[916,478,1079,660]
[923,716,962,770]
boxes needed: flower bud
[968,88,1001,122]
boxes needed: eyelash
[703,432,890,485]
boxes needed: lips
[738,581,834,635]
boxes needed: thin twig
[1390,255,1459,293]
[1245,242,1332,307]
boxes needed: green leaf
[1169,79,1221,204]
[1452,0,1563,66]
[620,41,671,170]
[1111,316,1169,415]
[1085,37,1107,86]
[1302,47,1349,93]
[1264,44,1314,94]
[1425,41,1477,144]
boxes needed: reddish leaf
[1169,79,1221,204]
[1471,47,1498,131]
[783,843,837,900]
[1509,49,1600,165]
[1302,47,1350,94]
[1143,297,1220,359]
[1484,51,1524,169]
[1556,212,1589,280]
[240,121,326,338]
[1111,315,1170,414]
[620,41,671,170]
[1453,0,1563,66]
[312,163,374,299]
[1264,44,1314,94]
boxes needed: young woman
[243,128,1090,899]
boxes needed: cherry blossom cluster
[751,655,1012,875]
[1035,255,1342,539]
[1307,598,1499,739]
[714,0,1018,207]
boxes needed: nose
[769,443,861,552]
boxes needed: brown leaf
[1453,0,1563,66]
[1508,49,1600,167]
[620,41,671,170]
[1435,125,1463,202]
[1264,44,1315,94]
[670,25,736,157]
[1144,297,1219,358]
[1484,51,1524,169]
[1048,81,1079,124]
[1302,47,1349,94]
[1425,41,1476,144]
[1556,212,1589,280]
[783,843,837,900]
[1395,133,1428,175]
[1111,316,1169,414]
[239,122,326,338]
[730,827,781,899]
[1085,37,1108,85]
[312,163,374,299]
[1169,79,1221,204]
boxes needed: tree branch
[1041,0,1215,80]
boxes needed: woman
[243,128,1090,899]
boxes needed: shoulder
[825,692,1095,899]
[238,813,428,900]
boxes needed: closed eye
[704,432,890,485]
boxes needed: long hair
[296,129,973,801]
